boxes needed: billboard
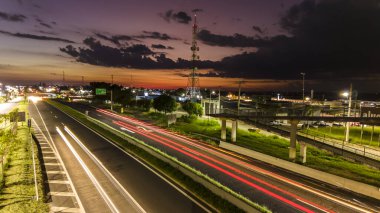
[95,88,107,95]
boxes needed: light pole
[208,90,215,121]
[345,84,352,143]
[300,72,305,103]
[110,74,114,111]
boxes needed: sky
[1,0,380,92]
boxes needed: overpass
[209,110,380,163]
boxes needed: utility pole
[81,76,84,85]
[300,72,305,103]
[345,83,352,143]
[218,87,221,114]
[111,74,114,111]
[62,71,65,85]
[237,80,243,116]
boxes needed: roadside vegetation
[0,102,48,212]
[301,126,380,147]
[114,105,380,188]
[47,99,269,213]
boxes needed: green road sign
[96,88,107,95]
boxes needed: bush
[182,101,203,116]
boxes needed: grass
[0,126,48,212]
[0,100,48,212]
[301,126,380,147]
[165,117,380,187]
[47,100,270,213]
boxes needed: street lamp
[208,90,215,120]
[341,84,353,143]
[300,72,305,103]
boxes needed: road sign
[95,88,107,95]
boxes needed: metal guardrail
[273,125,380,161]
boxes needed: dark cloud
[197,29,268,47]
[95,33,134,46]
[138,31,177,40]
[38,30,57,36]
[210,0,380,80]
[0,11,26,22]
[192,9,203,13]
[60,37,215,69]
[151,44,174,50]
[0,30,74,43]
[35,18,53,29]
[252,25,264,34]
[160,10,192,24]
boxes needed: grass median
[301,126,380,147]
[0,101,48,213]
[160,116,380,187]
[47,100,270,213]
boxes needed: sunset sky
[1,0,380,92]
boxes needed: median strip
[47,100,270,213]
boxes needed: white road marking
[120,127,135,134]
[32,104,85,213]
[64,126,145,213]
[49,192,75,197]
[57,127,119,213]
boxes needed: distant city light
[342,92,349,97]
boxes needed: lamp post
[300,72,305,103]
[345,84,352,143]
[209,90,215,121]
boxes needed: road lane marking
[44,163,60,166]
[50,207,81,213]
[120,127,135,134]
[46,171,66,174]
[32,104,85,213]
[57,127,119,213]
[64,126,146,213]
[49,192,75,197]
[47,180,70,184]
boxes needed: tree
[136,99,152,112]
[182,101,203,116]
[153,95,176,114]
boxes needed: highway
[29,101,209,213]
[60,101,380,213]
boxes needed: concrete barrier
[220,141,380,200]
[84,116,262,212]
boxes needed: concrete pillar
[221,119,227,141]
[202,101,206,116]
[231,120,237,143]
[299,142,307,163]
[289,119,299,161]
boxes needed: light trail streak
[113,120,315,213]
[56,127,120,213]
[100,109,374,213]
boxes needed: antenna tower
[186,13,201,102]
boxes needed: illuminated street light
[342,92,349,97]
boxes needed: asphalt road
[29,101,209,213]
[62,101,380,213]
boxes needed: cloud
[138,31,177,40]
[151,44,174,50]
[0,11,26,22]
[95,33,134,46]
[0,30,75,43]
[210,0,380,80]
[60,37,215,69]
[160,10,192,24]
[35,17,53,29]
[252,25,264,34]
[197,29,268,47]
[192,9,203,13]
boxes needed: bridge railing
[274,124,380,161]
